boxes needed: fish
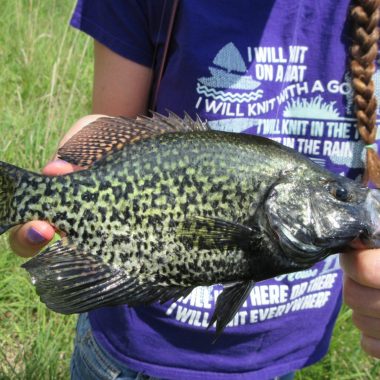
[1,113,380,336]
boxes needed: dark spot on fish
[108,251,115,263]
[160,183,170,195]
[188,262,198,271]
[211,200,220,209]
[72,200,81,214]
[70,230,79,238]
[66,217,76,227]
[28,195,42,207]
[157,257,165,265]
[110,206,124,223]
[187,192,197,204]
[182,175,192,188]
[81,230,91,242]
[112,186,123,202]
[193,178,204,193]
[172,273,184,284]
[81,191,99,203]
[125,181,134,195]
[134,214,142,225]
[72,182,79,196]
[132,200,140,213]
[203,261,211,272]
[98,207,107,223]
[221,191,229,203]
[41,203,51,212]
[119,253,129,263]
[52,211,67,222]
[147,215,160,225]
[113,235,130,246]
[99,180,111,191]
[44,185,55,197]
[83,209,96,222]
[123,207,132,220]
[178,184,185,196]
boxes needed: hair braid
[350,0,380,186]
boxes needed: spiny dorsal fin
[58,112,209,167]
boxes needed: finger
[343,275,380,318]
[58,114,107,147]
[340,249,380,289]
[9,221,55,258]
[42,159,82,176]
[361,334,380,359]
[352,311,380,340]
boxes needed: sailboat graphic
[197,43,263,103]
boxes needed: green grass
[0,0,91,378]
[0,1,379,379]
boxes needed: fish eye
[329,184,350,202]
[334,187,349,201]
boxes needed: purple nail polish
[26,228,46,244]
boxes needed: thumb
[42,159,83,176]
[9,221,56,258]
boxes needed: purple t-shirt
[71,1,380,379]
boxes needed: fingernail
[48,159,67,166]
[26,228,47,244]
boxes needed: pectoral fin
[178,216,257,251]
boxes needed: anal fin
[22,238,193,314]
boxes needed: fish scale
[1,113,380,336]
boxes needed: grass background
[0,1,379,379]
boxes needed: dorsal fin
[57,112,209,167]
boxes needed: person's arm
[92,41,153,115]
[9,41,153,257]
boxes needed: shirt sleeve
[70,0,169,68]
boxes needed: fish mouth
[360,189,380,249]
[355,230,380,249]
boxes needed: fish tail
[0,161,31,235]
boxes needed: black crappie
[1,113,380,335]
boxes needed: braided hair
[350,0,380,186]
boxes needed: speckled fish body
[11,132,306,282]
[1,114,380,334]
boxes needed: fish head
[264,173,380,265]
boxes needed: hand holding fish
[341,249,380,358]
[8,159,74,257]
[8,115,102,258]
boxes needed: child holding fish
[7,1,380,379]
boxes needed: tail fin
[0,161,24,235]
